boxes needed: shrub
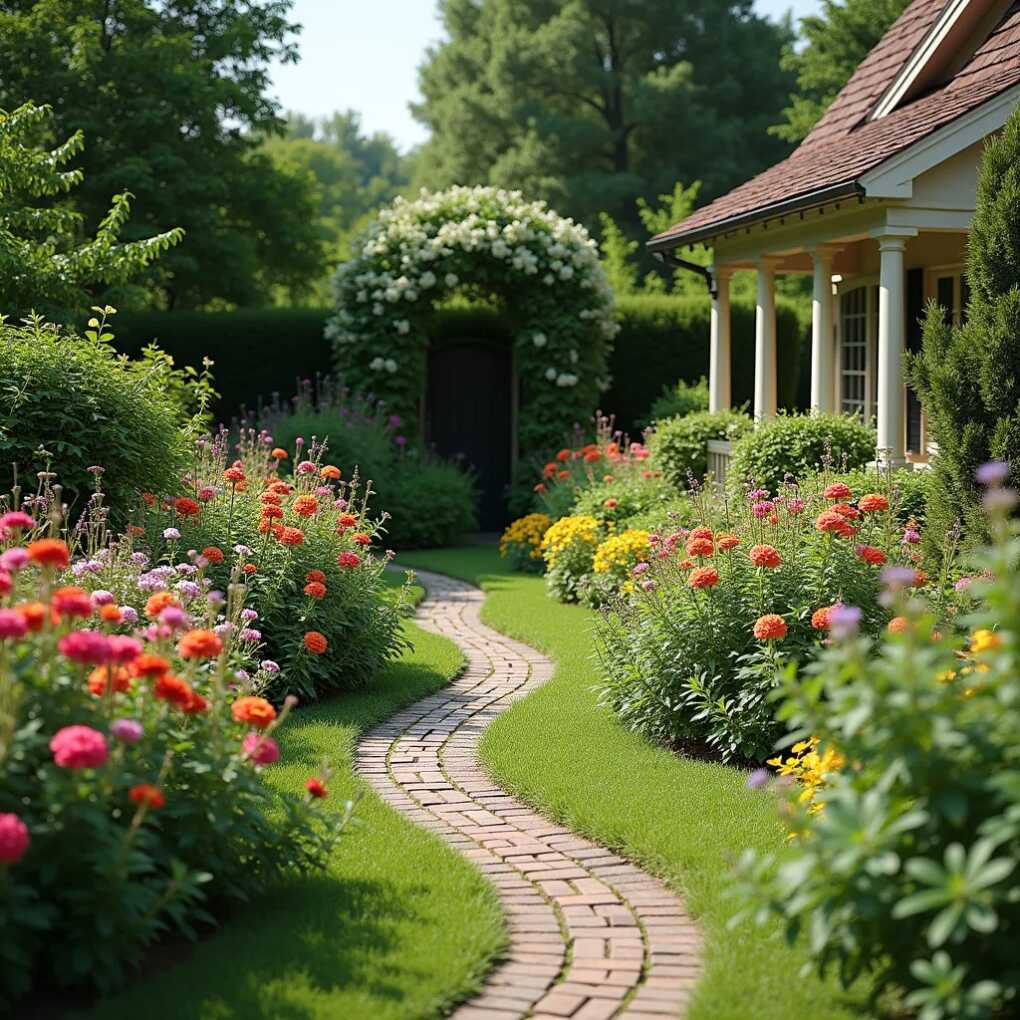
[135,428,411,701]
[0,315,196,519]
[594,475,934,762]
[573,473,683,531]
[540,514,603,603]
[589,528,651,604]
[828,464,931,527]
[0,513,344,1006]
[738,482,1020,1019]
[648,410,752,488]
[642,375,709,426]
[727,412,875,494]
[499,513,551,573]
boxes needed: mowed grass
[398,547,874,1020]
[75,576,506,1020]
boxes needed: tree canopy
[412,0,795,238]
[0,0,325,309]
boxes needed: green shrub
[642,375,709,426]
[382,452,478,549]
[739,496,1020,1018]
[573,473,686,530]
[540,513,603,603]
[0,317,193,518]
[727,412,875,494]
[648,410,753,488]
[829,464,931,527]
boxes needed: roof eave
[646,180,867,253]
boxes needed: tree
[772,0,909,144]
[413,0,795,236]
[0,0,325,309]
[908,107,1020,548]
[0,102,181,320]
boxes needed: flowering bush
[327,185,618,452]
[131,428,411,700]
[738,468,1020,1020]
[541,514,603,603]
[589,528,651,603]
[594,475,942,761]
[648,409,752,487]
[499,513,552,573]
[0,519,346,1006]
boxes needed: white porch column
[809,248,836,414]
[754,258,778,421]
[709,267,733,412]
[876,234,911,465]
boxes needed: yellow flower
[969,628,1002,654]
[500,513,552,559]
[592,529,651,575]
[540,514,600,567]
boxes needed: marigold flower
[27,538,70,569]
[278,526,304,546]
[685,536,714,558]
[178,628,223,659]
[129,784,165,810]
[271,448,288,459]
[16,601,47,632]
[145,591,179,619]
[51,586,93,618]
[306,569,327,584]
[688,566,720,589]
[858,493,889,513]
[88,666,133,696]
[232,696,276,729]
[338,551,361,569]
[0,813,30,864]
[174,496,200,518]
[749,544,782,569]
[824,482,852,500]
[887,616,909,633]
[320,464,341,480]
[304,630,328,654]
[202,546,224,564]
[292,495,319,517]
[154,674,194,706]
[50,725,108,768]
[223,467,246,484]
[970,628,1002,653]
[304,581,327,598]
[131,654,170,677]
[305,777,328,799]
[855,544,887,566]
[753,614,787,641]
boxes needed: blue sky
[269,0,821,151]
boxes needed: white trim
[861,83,1020,198]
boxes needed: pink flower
[58,631,111,665]
[0,813,30,864]
[0,548,28,572]
[159,605,189,630]
[90,589,115,606]
[0,609,29,639]
[296,460,317,474]
[751,500,774,519]
[110,718,144,744]
[242,732,281,765]
[0,571,10,595]
[197,486,217,501]
[0,511,35,531]
[786,498,805,515]
[107,635,143,663]
[49,725,108,769]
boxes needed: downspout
[653,250,717,298]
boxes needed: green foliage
[739,507,1020,1018]
[649,411,753,488]
[415,0,794,248]
[0,102,182,321]
[0,316,192,518]
[830,464,931,527]
[728,413,876,494]
[573,474,687,532]
[0,1,325,309]
[598,212,640,295]
[772,0,909,143]
[908,106,1020,557]
[380,454,479,550]
[644,376,710,427]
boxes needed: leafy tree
[773,0,909,143]
[0,102,181,320]
[908,106,1020,548]
[0,0,325,309]
[414,0,794,234]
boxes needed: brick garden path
[357,569,702,1019]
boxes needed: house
[648,0,1020,468]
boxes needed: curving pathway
[357,569,702,1020]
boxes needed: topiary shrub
[648,410,752,488]
[382,452,478,549]
[727,413,875,494]
[0,316,193,519]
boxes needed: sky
[268,0,822,152]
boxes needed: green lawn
[398,546,874,1020]
[77,577,506,1020]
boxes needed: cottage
[649,0,1020,468]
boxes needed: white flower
[404,288,418,301]
[384,359,398,373]
[532,332,547,348]
[419,271,437,289]
[369,357,385,371]
[445,273,458,287]
[385,288,400,303]
[556,373,578,388]
[559,265,574,280]
[569,349,578,364]
[394,319,410,335]
[373,303,385,316]
[543,274,554,285]
[545,367,557,381]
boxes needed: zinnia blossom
[51,586,94,618]
[145,591,179,619]
[306,569,326,584]
[858,493,889,513]
[16,601,46,632]
[232,696,276,729]
[688,566,719,589]
[337,514,358,531]
[753,614,788,641]
[887,616,909,633]
[689,526,713,540]
[59,631,111,665]
[0,813,30,864]
[88,666,133,696]
[0,609,28,639]
[278,526,304,546]
[202,546,224,564]
[50,725,108,768]
[129,784,166,810]
[855,544,887,566]
[242,732,281,765]
[352,533,371,546]
[223,467,246,484]
[27,538,70,569]
[685,537,714,558]
[320,465,341,480]
[338,551,361,569]
[823,482,852,500]
[174,497,200,518]
[154,674,195,706]
[604,498,618,509]
[178,629,223,659]
[304,631,328,654]
[292,495,319,517]
[749,545,782,569]
[716,533,740,551]
[131,654,170,677]
[811,605,836,630]
[815,510,854,537]
[110,718,144,744]
[304,581,327,598]
[305,777,328,799]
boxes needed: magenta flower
[49,725,108,769]
[0,813,30,864]
[58,631,111,665]
[0,609,28,639]
[110,718,144,744]
[242,732,281,765]
[107,635,143,663]
[0,548,29,571]
[0,511,35,531]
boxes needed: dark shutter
[906,267,924,453]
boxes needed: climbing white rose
[556,373,578,388]
[532,332,547,349]
[419,271,437,289]
[445,273,458,287]
[394,319,410,335]
[369,357,385,371]
[384,359,398,373]
[545,367,557,381]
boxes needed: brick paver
[357,569,701,1018]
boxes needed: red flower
[859,493,889,513]
[543,463,557,479]
[224,467,246,484]
[753,614,788,641]
[182,691,209,715]
[129,784,165,810]
[58,631,111,665]
[583,451,601,463]
[304,631,328,654]
[51,586,93,618]
[556,449,571,462]
[557,470,570,481]
[292,494,318,517]
[688,566,719,589]
[855,544,887,566]
[824,482,852,500]
[278,527,304,546]
[131,654,170,677]
[831,502,860,520]
[685,536,714,558]
[304,581,327,598]
[689,526,713,540]
[141,492,156,507]
[306,569,326,584]
[27,538,70,569]
[604,499,618,509]
[261,504,284,520]
[154,674,195,707]
[260,491,282,505]
[352,532,371,546]
[174,497,200,518]
[202,546,224,564]
[338,551,361,569]
[748,544,782,569]
[337,513,358,531]
[178,629,223,659]
[243,563,258,574]
[305,777,328,799]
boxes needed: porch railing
[706,439,733,487]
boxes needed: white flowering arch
[325,186,618,453]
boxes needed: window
[933,270,969,326]
[839,286,870,418]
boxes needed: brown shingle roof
[650,0,1020,250]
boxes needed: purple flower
[110,718,144,744]
[176,580,201,598]
[176,563,197,576]
[901,529,921,545]
[880,566,916,591]
[334,498,348,510]
[641,579,656,592]
[215,622,234,637]
[163,527,181,540]
[388,414,402,427]
[119,605,139,624]
[829,604,863,639]
[787,498,805,515]
[207,590,225,605]
[90,590,115,606]
[130,552,149,566]
[240,628,262,643]
[159,606,188,629]
[241,608,258,622]
[975,460,1010,486]
[261,659,281,674]
[632,562,650,576]
[234,669,251,682]
[315,486,332,497]
[746,768,769,790]
[233,544,252,556]
[954,576,973,592]
[394,435,407,447]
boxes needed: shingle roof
[650,0,1020,250]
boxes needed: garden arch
[325,186,618,523]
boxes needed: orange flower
[260,505,284,521]
[823,482,852,500]
[320,464,341,480]
[304,581,327,598]
[99,604,123,623]
[154,674,194,707]
[182,691,209,715]
[859,493,889,513]
[202,546,224,564]
[717,533,741,551]
[224,467,246,484]
[278,527,304,546]
[685,536,714,558]
[16,601,47,632]
[912,569,928,587]
[831,502,860,520]
[352,532,371,546]
[753,614,788,641]
[88,665,133,696]
[129,784,165,810]
[304,631,328,655]
[689,526,714,540]
[855,545,887,566]
[533,483,547,493]
[811,605,835,631]
[259,491,282,505]
[678,558,695,570]
[583,450,601,463]
[51,586,93,618]
[815,510,854,538]
[749,544,782,569]
[543,463,557,479]
[688,566,720,589]
[131,654,170,677]
[556,449,571,462]
[306,569,326,584]
[269,480,292,495]
[174,496,200,518]
[27,538,70,569]
[271,448,288,460]
[232,696,276,728]
[178,629,223,659]
[887,616,909,633]
[292,495,318,517]
[242,563,257,574]
[141,492,156,507]
[337,513,358,531]
[145,592,178,619]
[557,470,570,481]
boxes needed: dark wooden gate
[425,341,514,531]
